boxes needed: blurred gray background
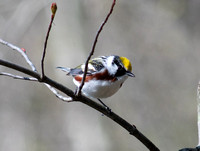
[0,0,200,150]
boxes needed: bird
[57,55,135,111]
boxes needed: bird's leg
[97,98,111,113]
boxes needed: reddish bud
[21,48,26,53]
[51,3,57,16]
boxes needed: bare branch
[45,83,73,102]
[76,0,116,96]
[0,71,72,101]
[0,58,159,151]
[0,72,37,81]
[0,39,37,71]
[0,38,70,102]
[0,59,41,79]
[41,3,57,79]
[0,59,75,102]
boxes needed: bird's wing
[57,56,106,76]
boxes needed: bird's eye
[115,65,126,77]
[113,59,119,65]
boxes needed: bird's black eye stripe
[113,56,120,66]
[113,57,127,77]
[113,57,124,69]
[115,65,126,77]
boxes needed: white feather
[105,56,118,76]
[73,75,128,99]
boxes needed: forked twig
[76,0,116,96]
[0,3,72,103]
[0,39,72,102]
[45,84,73,102]
[0,39,37,72]
[0,4,72,102]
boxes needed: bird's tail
[56,67,71,75]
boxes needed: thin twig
[0,4,71,102]
[0,38,71,101]
[41,3,57,79]
[0,59,73,102]
[0,39,37,72]
[45,84,73,102]
[0,72,37,81]
[0,71,72,101]
[0,59,41,79]
[76,0,116,96]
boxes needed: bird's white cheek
[72,75,129,99]
[107,64,118,76]
[105,56,117,75]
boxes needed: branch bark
[41,3,57,78]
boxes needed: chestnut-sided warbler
[58,55,134,100]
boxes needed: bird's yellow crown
[120,57,132,72]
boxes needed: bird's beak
[126,71,135,77]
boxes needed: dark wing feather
[69,65,95,76]
[69,68,85,75]
[60,56,107,76]
[70,57,105,76]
